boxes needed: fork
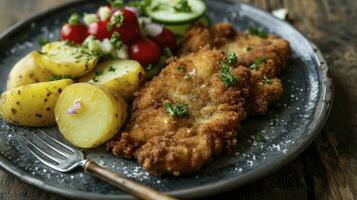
[21,129,177,200]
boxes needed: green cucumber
[146,0,206,25]
[166,15,211,35]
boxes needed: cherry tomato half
[129,38,161,67]
[88,21,112,40]
[151,28,177,52]
[60,24,88,44]
[111,9,141,45]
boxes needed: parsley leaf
[225,52,238,65]
[250,57,266,70]
[263,75,273,85]
[174,0,192,13]
[249,26,268,38]
[220,62,239,86]
[107,12,124,31]
[108,66,116,72]
[177,65,185,72]
[37,36,49,46]
[164,102,189,118]
[110,32,122,49]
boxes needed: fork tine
[37,129,76,153]
[24,145,61,170]
[33,133,70,158]
[22,135,63,164]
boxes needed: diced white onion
[98,6,112,21]
[100,39,114,54]
[146,23,164,37]
[83,13,98,26]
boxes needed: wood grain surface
[0,0,356,200]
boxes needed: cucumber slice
[146,0,206,25]
[166,15,211,35]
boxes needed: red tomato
[151,28,177,52]
[111,9,141,45]
[60,24,88,44]
[129,38,161,66]
[88,21,112,40]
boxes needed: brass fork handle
[84,160,177,200]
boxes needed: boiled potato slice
[6,51,52,90]
[33,41,98,78]
[54,83,128,148]
[79,59,145,100]
[0,79,73,127]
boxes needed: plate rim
[0,0,333,199]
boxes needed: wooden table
[0,0,356,199]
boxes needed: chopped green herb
[37,36,49,46]
[110,32,122,49]
[164,102,189,118]
[250,57,266,70]
[107,12,124,31]
[184,74,191,80]
[177,65,185,72]
[174,0,192,13]
[249,26,268,38]
[225,52,238,65]
[163,47,173,57]
[108,66,116,72]
[95,70,102,76]
[263,75,273,85]
[107,0,125,8]
[92,76,99,82]
[247,47,253,51]
[255,132,266,143]
[220,62,239,87]
[68,13,81,25]
[64,40,76,46]
[49,75,71,81]
[146,64,153,70]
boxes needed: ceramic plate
[0,0,332,199]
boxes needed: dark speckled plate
[0,0,332,199]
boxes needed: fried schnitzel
[180,23,291,114]
[107,23,291,176]
[108,46,251,175]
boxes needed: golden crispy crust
[107,47,251,175]
[179,22,291,115]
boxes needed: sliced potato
[54,83,128,148]
[79,59,145,100]
[6,51,52,90]
[33,41,98,78]
[0,79,73,127]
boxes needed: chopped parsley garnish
[110,32,122,49]
[249,26,268,38]
[220,52,239,87]
[250,57,266,70]
[255,132,266,143]
[68,13,81,25]
[49,75,71,81]
[184,74,191,80]
[64,40,76,46]
[107,12,124,31]
[95,70,102,76]
[177,65,185,72]
[92,76,99,82]
[164,102,189,118]
[263,75,273,85]
[108,66,116,72]
[174,0,192,13]
[247,47,253,51]
[225,51,238,65]
[146,64,153,70]
[37,36,49,46]
[107,0,125,8]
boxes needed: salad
[0,0,209,148]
